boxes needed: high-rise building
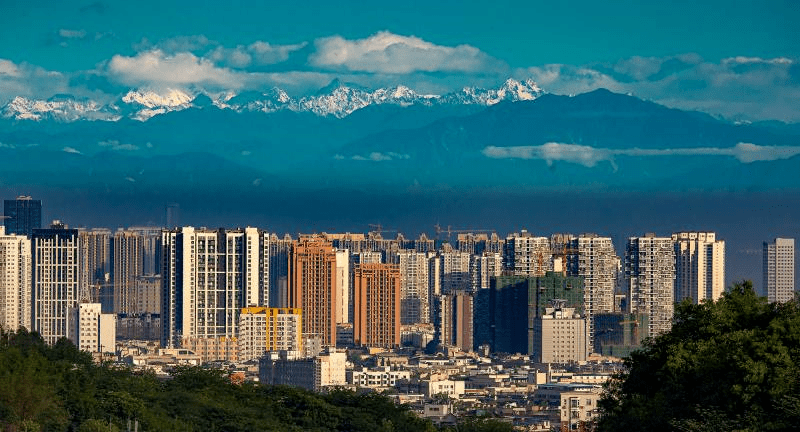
[763,238,795,303]
[532,306,588,364]
[673,232,726,304]
[626,234,675,337]
[238,307,302,362]
[68,303,116,353]
[0,226,31,331]
[161,227,266,354]
[474,273,584,355]
[440,292,473,352]
[78,228,112,289]
[439,246,471,294]
[269,233,292,308]
[567,234,618,348]
[335,250,350,324]
[504,230,552,276]
[3,196,41,237]
[470,252,502,291]
[289,235,339,346]
[353,263,401,349]
[32,222,79,345]
[392,250,432,325]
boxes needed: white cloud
[482,142,800,166]
[98,140,139,151]
[351,151,411,161]
[310,31,506,74]
[59,29,88,39]
[107,50,243,89]
[62,146,82,154]
[209,41,306,68]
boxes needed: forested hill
[0,330,509,432]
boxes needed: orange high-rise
[289,235,339,346]
[353,263,401,349]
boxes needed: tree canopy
[0,329,511,432]
[598,281,800,431]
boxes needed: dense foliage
[0,329,511,432]
[598,281,800,431]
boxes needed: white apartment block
[534,307,588,364]
[335,250,350,324]
[764,238,795,303]
[348,367,411,389]
[392,250,432,325]
[161,227,268,350]
[259,348,347,391]
[470,252,502,291]
[568,234,618,347]
[68,302,115,353]
[32,224,80,345]
[626,235,676,337]
[673,232,726,303]
[439,248,471,294]
[238,307,302,362]
[505,231,552,276]
[0,227,31,331]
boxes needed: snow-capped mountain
[1,95,121,122]
[0,78,545,122]
[120,88,194,121]
[439,78,544,105]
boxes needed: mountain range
[1,80,798,198]
[1,78,544,122]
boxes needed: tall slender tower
[763,238,795,303]
[353,263,401,349]
[392,250,432,325]
[3,196,42,236]
[568,234,618,348]
[0,226,32,331]
[673,232,725,304]
[626,234,675,337]
[32,222,79,345]
[289,235,339,346]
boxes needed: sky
[1,0,799,121]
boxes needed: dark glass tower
[3,196,42,236]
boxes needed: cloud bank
[482,142,800,167]
[310,31,506,74]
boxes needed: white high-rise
[161,227,268,350]
[392,250,432,324]
[32,223,80,345]
[504,230,551,276]
[626,234,675,337]
[0,226,31,331]
[672,232,726,304]
[763,238,795,303]
[439,246,471,294]
[568,234,618,347]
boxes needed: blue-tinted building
[3,196,42,236]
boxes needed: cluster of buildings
[0,195,797,427]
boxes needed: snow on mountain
[121,88,194,121]
[1,95,121,122]
[440,78,544,106]
[0,78,544,122]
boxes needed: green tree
[598,281,800,431]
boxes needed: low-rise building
[259,348,347,391]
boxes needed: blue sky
[1,0,799,120]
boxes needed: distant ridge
[0,78,544,122]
